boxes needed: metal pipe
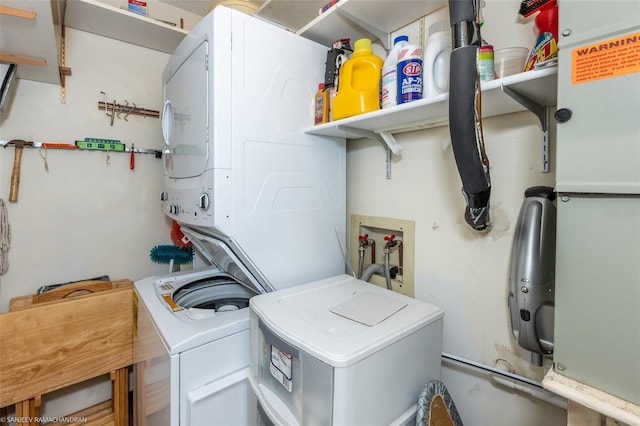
[369,238,376,265]
[358,246,365,278]
[441,352,567,409]
[383,248,392,290]
[442,352,539,386]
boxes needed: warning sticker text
[572,32,640,84]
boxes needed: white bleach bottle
[381,35,409,109]
[424,21,451,98]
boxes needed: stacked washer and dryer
[133,6,444,426]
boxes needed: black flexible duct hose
[448,0,492,231]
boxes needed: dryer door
[163,40,209,179]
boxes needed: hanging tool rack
[98,92,160,125]
[1,139,162,156]
[0,138,163,173]
[0,138,160,190]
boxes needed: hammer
[6,139,33,202]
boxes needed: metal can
[478,44,495,81]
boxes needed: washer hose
[448,0,491,231]
[360,262,392,290]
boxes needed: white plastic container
[423,21,451,98]
[381,35,409,109]
[494,47,529,78]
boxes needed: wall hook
[110,101,116,126]
[125,101,136,122]
[97,96,160,122]
[117,100,128,120]
[100,91,114,123]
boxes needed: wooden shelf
[1,0,189,84]
[543,370,640,426]
[306,67,558,141]
[0,0,63,84]
[64,0,188,54]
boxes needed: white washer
[134,6,345,426]
[134,228,272,425]
[249,274,444,426]
[134,267,258,426]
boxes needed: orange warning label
[572,32,640,84]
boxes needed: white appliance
[133,6,346,426]
[249,274,445,426]
[553,0,640,406]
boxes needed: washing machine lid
[250,274,445,367]
[181,225,275,295]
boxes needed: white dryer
[133,6,345,426]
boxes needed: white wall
[0,27,173,310]
[347,112,565,425]
[345,1,566,424]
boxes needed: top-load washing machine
[248,274,444,426]
[133,6,346,426]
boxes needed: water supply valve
[384,234,397,248]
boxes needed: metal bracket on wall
[59,26,71,104]
[335,7,389,49]
[337,125,401,179]
[501,84,552,173]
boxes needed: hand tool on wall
[5,139,34,202]
[448,0,492,231]
[0,198,10,275]
[324,38,352,90]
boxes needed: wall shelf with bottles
[307,67,556,144]
[305,66,558,175]
[64,0,188,54]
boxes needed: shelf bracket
[335,7,389,49]
[501,84,551,173]
[337,125,401,179]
